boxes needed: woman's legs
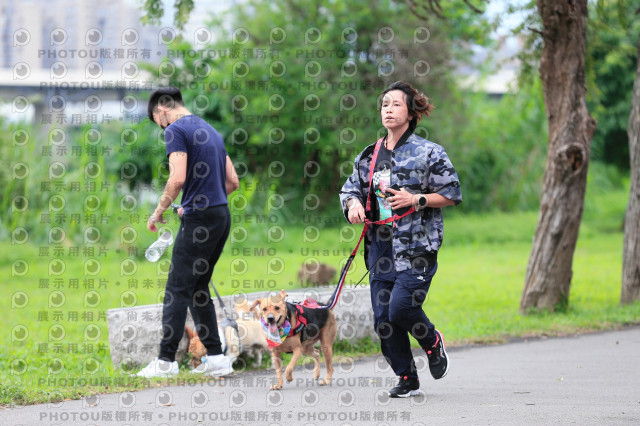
[369,228,419,379]
[388,263,438,349]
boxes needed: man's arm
[148,151,187,231]
[225,155,239,194]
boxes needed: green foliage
[139,0,194,31]
[431,78,549,212]
[333,336,378,354]
[148,0,472,215]
[505,0,640,171]
[0,119,168,247]
[139,0,164,25]
[507,0,541,88]
[587,0,640,170]
[400,0,497,45]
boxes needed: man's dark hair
[147,87,184,123]
[380,81,434,132]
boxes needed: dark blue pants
[369,227,438,379]
[158,205,230,362]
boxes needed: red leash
[325,138,416,309]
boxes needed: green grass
[1,185,638,406]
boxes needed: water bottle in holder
[145,230,174,262]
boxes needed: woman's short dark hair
[147,87,184,123]
[381,81,434,132]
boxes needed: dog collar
[260,317,291,348]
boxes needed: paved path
[2,327,640,425]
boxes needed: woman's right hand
[347,200,365,224]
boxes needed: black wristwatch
[417,194,428,208]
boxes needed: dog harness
[287,299,322,342]
[287,302,308,335]
[260,300,320,348]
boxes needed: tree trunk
[621,35,640,304]
[520,0,597,312]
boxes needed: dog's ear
[249,298,261,312]
[249,302,261,320]
[278,289,288,299]
[185,325,196,339]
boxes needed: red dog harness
[287,299,320,339]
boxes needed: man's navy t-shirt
[164,115,228,215]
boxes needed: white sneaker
[190,354,233,376]
[136,358,179,378]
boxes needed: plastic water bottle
[145,231,174,262]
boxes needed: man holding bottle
[136,87,240,378]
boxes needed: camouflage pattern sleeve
[339,151,366,222]
[427,144,462,205]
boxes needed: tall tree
[520,1,597,311]
[405,0,597,311]
[622,34,640,304]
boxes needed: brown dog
[250,290,337,390]
[185,325,208,368]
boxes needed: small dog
[185,325,208,368]
[186,300,270,369]
[251,290,337,390]
[231,299,271,367]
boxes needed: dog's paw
[318,379,331,386]
[284,369,294,382]
[270,384,282,390]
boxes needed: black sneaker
[426,329,449,379]
[388,376,420,398]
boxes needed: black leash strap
[354,250,387,288]
[209,279,242,354]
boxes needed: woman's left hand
[386,187,417,210]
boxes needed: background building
[0,0,166,123]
